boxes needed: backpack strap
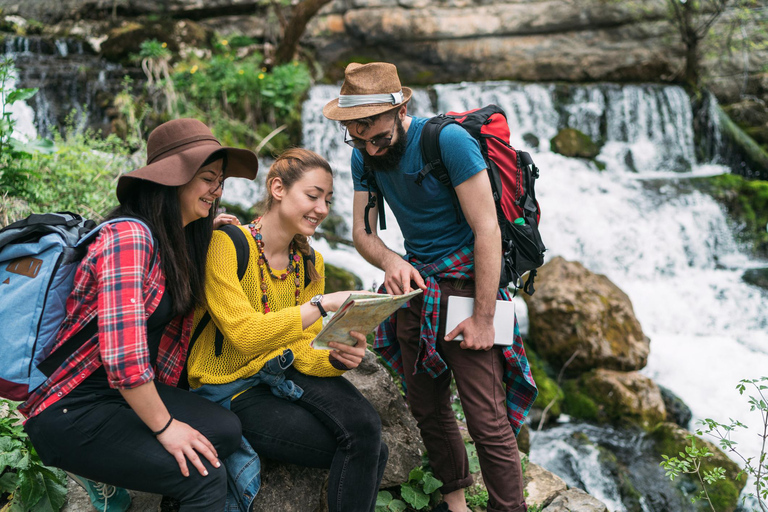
[418,115,462,224]
[361,165,386,235]
[190,224,249,359]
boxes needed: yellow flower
[238,69,244,75]
[221,39,228,46]
[161,42,167,48]
[190,65,199,74]
[293,61,298,66]
[258,73,265,80]
[261,67,267,72]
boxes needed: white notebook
[444,296,516,346]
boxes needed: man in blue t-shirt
[323,62,529,512]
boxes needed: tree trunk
[274,0,334,65]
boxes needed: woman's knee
[213,409,242,458]
[346,402,382,446]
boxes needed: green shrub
[0,399,68,511]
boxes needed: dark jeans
[230,367,388,512]
[397,279,526,512]
[24,382,242,512]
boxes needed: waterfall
[300,81,768,510]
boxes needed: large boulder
[524,462,567,509]
[550,128,601,159]
[543,488,609,512]
[564,369,666,429]
[524,257,650,375]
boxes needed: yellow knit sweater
[186,227,344,389]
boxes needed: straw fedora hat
[116,118,259,203]
[323,62,412,121]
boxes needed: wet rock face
[524,462,567,509]
[577,369,666,429]
[550,128,600,159]
[524,256,650,375]
[658,385,692,429]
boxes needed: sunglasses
[343,121,397,150]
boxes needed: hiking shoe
[67,472,131,512]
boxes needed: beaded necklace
[249,217,301,313]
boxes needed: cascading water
[299,81,768,511]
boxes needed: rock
[61,477,161,512]
[324,263,364,293]
[550,128,600,159]
[524,257,650,375]
[101,19,211,64]
[543,488,609,512]
[524,462,567,509]
[343,350,424,487]
[659,385,692,429]
[651,422,745,512]
[566,369,666,428]
[743,268,768,290]
[251,463,328,512]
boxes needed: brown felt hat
[323,62,412,121]
[116,118,259,204]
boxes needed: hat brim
[323,87,413,121]
[117,144,259,204]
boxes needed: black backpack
[362,105,546,294]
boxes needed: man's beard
[361,117,408,172]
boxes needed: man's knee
[212,409,243,458]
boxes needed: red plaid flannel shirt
[20,221,192,419]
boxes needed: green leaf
[388,499,407,512]
[18,468,44,509]
[400,484,430,510]
[0,471,19,493]
[376,491,393,506]
[408,467,425,482]
[7,88,38,104]
[422,473,443,494]
[29,468,68,512]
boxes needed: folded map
[311,289,423,350]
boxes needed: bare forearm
[119,381,172,433]
[353,229,400,271]
[473,227,501,319]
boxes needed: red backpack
[363,105,546,294]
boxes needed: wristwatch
[310,294,327,317]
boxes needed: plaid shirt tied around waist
[373,245,538,435]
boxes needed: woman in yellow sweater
[186,148,388,512]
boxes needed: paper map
[311,289,423,350]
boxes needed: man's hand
[383,257,426,295]
[445,314,495,350]
[156,419,221,477]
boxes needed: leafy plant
[376,460,443,512]
[660,377,768,511]
[0,399,68,511]
[0,56,56,212]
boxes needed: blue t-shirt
[352,116,486,263]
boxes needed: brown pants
[396,279,526,512]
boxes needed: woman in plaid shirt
[21,119,258,512]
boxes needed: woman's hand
[321,291,354,313]
[156,419,221,477]
[213,213,240,229]
[328,331,367,369]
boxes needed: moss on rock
[692,173,768,257]
[562,379,599,421]
[324,264,363,293]
[526,345,564,421]
[550,128,600,159]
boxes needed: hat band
[338,91,404,108]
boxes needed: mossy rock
[324,264,363,293]
[101,19,211,64]
[550,128,600,159]
[650,422,744,512]
[561,379,599,421]
[743,268,768,290]
[691,174,768,257]
[525,344,563,422]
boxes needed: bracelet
[152,415,174,436]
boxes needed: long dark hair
[263,148,333,283]
[107,152,226,316]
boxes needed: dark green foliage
[0,400,68,511]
